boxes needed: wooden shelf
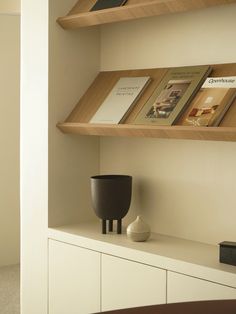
[57,123,236,142]
[57,0,236,29]
[57,63,236,142]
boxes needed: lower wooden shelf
[57,64,236,142]
[57,122,236,142]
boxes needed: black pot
[91,175,132,234]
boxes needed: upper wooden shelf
[57,0,236,29]
[57,63,236,142]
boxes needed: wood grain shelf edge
[57,122,236,142]
[57,0,236,29]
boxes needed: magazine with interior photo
[181,76,236,127]
[134,65,212,126]
[90,76,151,124]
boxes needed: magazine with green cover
[134,65,212,126]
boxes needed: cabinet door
[49,240,100,314]
[101,254,166,311]
[168,271,236,303]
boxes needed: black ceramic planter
[91,175,132,234]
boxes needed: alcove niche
[49,0,236,247]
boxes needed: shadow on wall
[0,13,20,267]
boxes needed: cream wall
[0,14,20,267]
[21,0,100,313]
[100,4,236,245]
[48,0,100,228]
[0,0,20,14]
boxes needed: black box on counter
[219,241,236,266]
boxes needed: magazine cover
[90,76,151,124]
[182,76,236,126]
[134,65,211,126]
[90,0,127,11]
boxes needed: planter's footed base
[102,219,122,234]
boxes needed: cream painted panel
[0,0,20,14]
[168,271,236,303]
[102,254,166,311]
[0,14,20,267]
[49,240,100,314]
[21,0,48,313]
[100,138,236,245]
[101,4,236,70]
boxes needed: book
[133,65,212,126]
[182,76,236,127]
[90,76,151,124]
[90,0,127,11]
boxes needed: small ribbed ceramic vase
[127,216,150,242]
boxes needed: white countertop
[48,221,236,289]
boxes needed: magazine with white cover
[90,76,151,124]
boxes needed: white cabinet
[48,234,236,313]
[48,240,100,314]
[101,254,166,311]
[167,271,236,303]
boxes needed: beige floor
[0,264,20,314]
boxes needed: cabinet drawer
[168,271,236,303]
[102,254,166,311]
[48,240,100,314]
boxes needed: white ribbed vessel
[127,216,150,242]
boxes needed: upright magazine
[181,76,236,126]
[90,76,151,124]
[134,65,212,126]
[90,0,127,11]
